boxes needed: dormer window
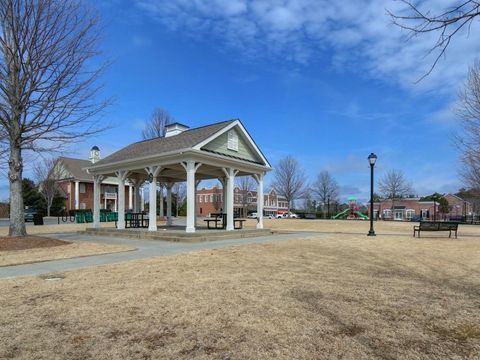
[227,130,238,151]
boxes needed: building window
[406,209,415,220]
[227,130,238,151]
[383,209,392,218]
[80,202,86,209]
[199,195,202,203]
[79,183,86,193]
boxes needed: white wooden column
[218,177,226,213]
[93,175,104,228]
[74,181,80,210]
[140,186,145,211]
[222,168,238,231]
[253,173,264,229]
[166,183,173,226]
[128,185,133,210]
[182,161,202,233]
[159,184,164,219]
[195,180,201,226]
[145,166,162,231]
[116,170,129,230]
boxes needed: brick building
[56,147,143,212]
[369,194,472,221]
[196,186,288,217]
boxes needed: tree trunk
[9,144,26,237]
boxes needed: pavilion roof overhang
[85,149,271,183]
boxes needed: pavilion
[86,119,272,233]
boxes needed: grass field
[1,220,479,359]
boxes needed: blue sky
[2,0,480,203]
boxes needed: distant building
[196,186,288,217]
[368,194,472,221]
[56,146,143,212]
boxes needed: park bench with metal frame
[413,221,458,238]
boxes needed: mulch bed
[0,236,72,251]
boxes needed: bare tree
[389,1,480,81]
[33,157,61,216]
[378,169,413,215]
[457,60,480,189]
[172,182,186,217]
[271,156,307,214]
[236,176,255,217]
[312,170,339,219]
[0,0,108,237]
[142,108,175,140]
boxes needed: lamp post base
[367,230,376,236]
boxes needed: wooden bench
[413,221,458,238]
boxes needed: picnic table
[204,213,247,230]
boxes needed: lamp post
[367,153,377,236]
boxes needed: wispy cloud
[134,0,480,93]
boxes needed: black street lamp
[367,153,377,236]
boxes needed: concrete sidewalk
[0,231,322,278]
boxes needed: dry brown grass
[0,241,135,267]
[0,220,480,359]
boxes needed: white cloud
[134,0,480,92]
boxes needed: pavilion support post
[182,161,202,233]
[128,185,133,210]
[145,166,162,231]
[195,180,201,227]
[149,179,157,231]
[166,183,173,226]
[159,184,164,219]
[116,170,129,230]
[253,173,264,229]
[219,177,226,212]
[222,168,238,231]
[74,181,80,210]
[140,186,145,211]
[93,175,104,228]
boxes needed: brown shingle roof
[93,119,236,166]
[58,157,93,181]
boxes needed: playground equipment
[332,196,369,220]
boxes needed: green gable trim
[201,127,262,164]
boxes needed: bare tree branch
[311,170,339,218]
[378,169,413,213]
[142,108,175,140]
[388,0,480,81]
[0,0,110,236]
[271,156,307,213]
[456,60,480,190]
[236,175,255,216]
[33,156,61,216]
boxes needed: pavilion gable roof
[90,119,271,169]
[92,120,236,166]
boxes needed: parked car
[288,213,298,218]
[247,212,257,219]
[24,208,37,222]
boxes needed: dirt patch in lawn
[0,236,71,251]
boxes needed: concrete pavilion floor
[83,225,274,243]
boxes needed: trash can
[33,214,44,225]
[75,212,85,223]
